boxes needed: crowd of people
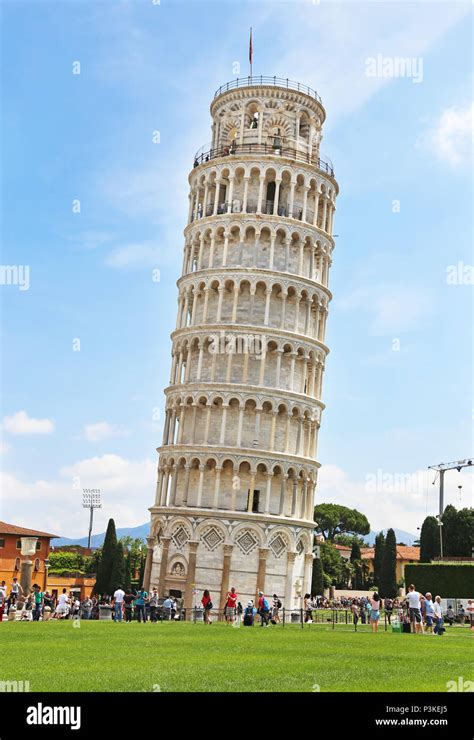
[1,577,472,632]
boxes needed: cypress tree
[350,541,362,589]
[311,556,324,596]
[419,516,440,562]
[373,531,385,588]
[380,528,397,598]
[110,541,126,592]
[442,504,459,557]
[94,518,117,596]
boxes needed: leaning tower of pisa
[144,77,338,614]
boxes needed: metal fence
[193,142,334,176]
[214,76,323,103]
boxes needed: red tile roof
[361,546,420,561]
[0,521,59,539]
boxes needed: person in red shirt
[201,590,212,624]
[225,587,238,623]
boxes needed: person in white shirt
[113,586,125,622]
[56,589,70,619]
[406,584,423,634]
[433,595,444,635]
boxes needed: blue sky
[1,0,472,537]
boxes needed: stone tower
[144,77,338,614]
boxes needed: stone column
[255,548,270,602]
[285,552,296,610]
[304,552,314,595]
[219,544,234,614]
[184,541,199,617]
[143,536,156,592]
[157,536,171,596]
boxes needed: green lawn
[1,621,471,692]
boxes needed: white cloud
[2,410,55,436]
[84,422,130,442]
[419,102,473,168]
[104,243,161,269]
[337,284,434,335]
[0,454,157,538]
[317,463,474,533]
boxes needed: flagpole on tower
[249,27,253,79]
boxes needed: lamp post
[82,489,101,549]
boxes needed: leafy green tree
[379,528,397,598]
[119,536,146,577]
[350,541,361,561]
[311,555,324,596]
[320,542,345,587]
[94,519,118,595]
[373,531,385,588]
[313,503,370,542]
[334,534,367,547]
[419,516,440,562]
[442,505,474,557]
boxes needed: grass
[1,620,472,692]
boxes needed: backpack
[277,599,282,609]
[263,598,270,611]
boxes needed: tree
[442,505,474,557]
[419,516,440,562]
[110,541,126,592]
[313,503,370,542]
[373,531,385,588]
[311,556,324,596]
[320,542,345,587]
[334,533,367,547]
[379,528,397,598]
[350,540,363,589]
[94,518,118,595]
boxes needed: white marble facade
[145,78,338,613]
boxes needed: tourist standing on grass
[9,577,23,608]
[162,595,174,620]
[424,593,435,633]
[0,587,5,622]
[466,600,474,628]
[445,605,455,626]
[351,600,359,627]
[272,594,282,623]
[113,585,125,622]
[236,601,243,624]
[433,595,444,635]
[370,592,381,633]
[123,590,135,622]
[32,584,44,621]
[82,596,92,619]
[135,588,147,622]
[201,590,212,624]
[225,587,238,623]
[56,588,70,619]
[149,588,159,623]
[303,593,313,623]
[406,584,423,634]
[243,601,256,626]
[258,592,270,626]
[384,597,393,625]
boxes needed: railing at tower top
[193,142,334,177]
[214,76,323,104]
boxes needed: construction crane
[428,458,473,557]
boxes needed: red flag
[249,28,253,66]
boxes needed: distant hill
[54,522,150,548]
[54,523,417,548]
[365,529,417,546]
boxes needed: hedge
[404,564,474,599]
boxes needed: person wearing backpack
[243,601,256,627]
[201,590,213,624]
[257,591,270,626]
[272,593,282,623]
